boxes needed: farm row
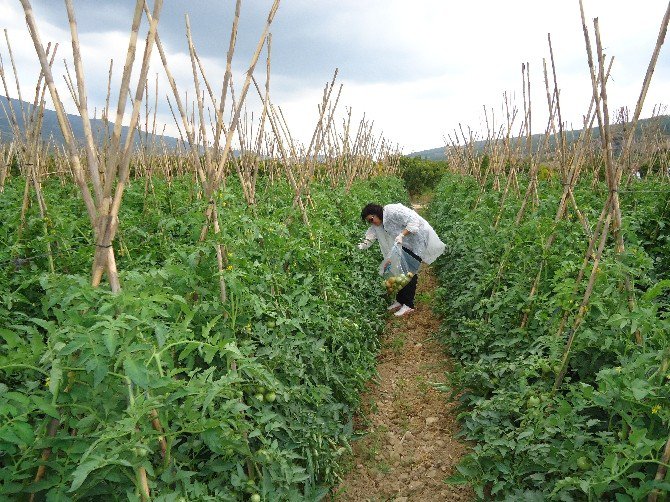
[0,175,406,500]
[429,173,670,500]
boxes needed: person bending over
[358,202,445,317]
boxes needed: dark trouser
[396,247,422,308]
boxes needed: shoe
[394,305,415,317]
[387,301,402,311]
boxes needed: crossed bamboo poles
[445,2,670,498]
[12,0,402,498]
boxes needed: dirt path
[332,266,474,501]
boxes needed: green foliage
[0,175,406,500]
[429,174,670,500]
[398,156,448,195]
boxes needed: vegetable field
[2,0,670,500]
[428,6,670,498]
[0,174,407,500]
[430,173,670,500]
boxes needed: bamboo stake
[64,0,103,206]
[553,201,613,390]
[4,29,27,128]
[518,53,614,328]
[197,0,281,243]
[147,5,208,189]
[91,0,164,292]
[249,33,273,205]
[647,434,670,502]
[0,143,13,191]
[547,33,567,180]
[493,85,522,227]
[28,418,59,502]
[0,56,21,139]
[213,0,242,157]
[619,1,670,178]
[19,0,98,225]
[185,14,214,184]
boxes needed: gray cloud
[9,0,670,152]
[26,0,448,85]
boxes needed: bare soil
[332,266,474,501]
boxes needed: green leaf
[30,317,55,333]
[0,328,21,348]
[123,359,149,389]
[31,395,60,419]
[49,360,63,397]
[201,314,223,340]
[630,379,649,400]
[0,421,34,447]
[93,361,108,388]
[69,459,102,492]
[223,342,243,358]
[641,279,670,301]
[103,333,117,357]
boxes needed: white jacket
[358,203,446,265]
[358,224,395,258]
[381,203,445,264]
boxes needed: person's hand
[395,234,404,244]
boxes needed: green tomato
[576,456,591,470]
[264,392,276,403]
[253,393,264,402]
[526,396,540,408]
[266,321,276,329]
[250,494,261,502]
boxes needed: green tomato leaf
[103,333,117,357]
[69,459,102,492]
[123,359,149,389]
[49,360,62,397]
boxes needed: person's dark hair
[361,203,383,222]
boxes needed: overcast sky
[0,0,668,154]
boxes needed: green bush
[398,156,448,195]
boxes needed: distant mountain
[408,115,670,160]
[0,95,180,150]
[406,146,446,161]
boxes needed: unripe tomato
[526,396,540,408]
[250,494,261,502]
[576,456,591,470]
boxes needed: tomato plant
[0,175,407,499]
[430,174,670,500]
